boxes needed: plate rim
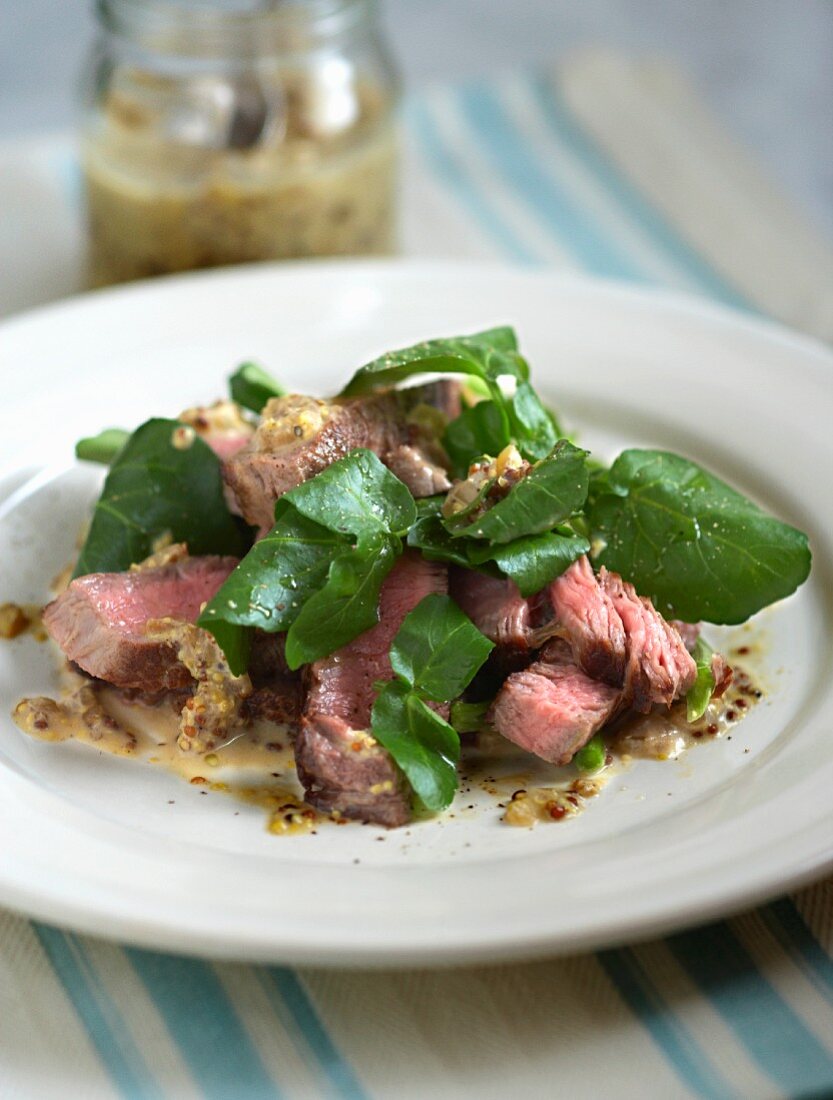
[2,255,832,366]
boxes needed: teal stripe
[598,946,733,1099]
[760,899,833,1003]
[405,99,539,265]
[34,925,160,1100]
[456,82,649,281]
[51,147,83,205]
[262,968,368,1100]
[527,72,755,313]
[125,949,279,1100]
[667,923,833,1095]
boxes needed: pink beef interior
[490,640,621,765]
[599,568,696,711]
[74,558,239,634]
[296,551,449,827]
[545,555,627,685]
[43,556,238,691]
[450,569,531,651]
[205,434,253,461]
[306,551,449,729]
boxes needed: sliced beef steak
[450,569,532,655]
[243,682,303,727]
[43,556,238,693]
[403,378,462,422]
[598,569,696,711]
[709,651,734,698]
[296,552,447,826]
[384,444,451,498]
[541,557,697,711]
[544,556,627,685]
[223,381,459,531]
[295,716,408,827]
[245,633,303,729]
[671,620,701,653]
[668,620,733,698]
[489,640,621,765]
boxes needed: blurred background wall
[1,0,831,239]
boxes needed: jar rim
[97,0,375,56]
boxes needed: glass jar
[80,0,400,287]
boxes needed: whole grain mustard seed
[171,425,196,450]
[0,603,30,639]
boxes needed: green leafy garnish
[340,327,558,463]
[587,450,812,623]
[388,591,495,701]
[471,529,590,597]
[371,682,461,812]
[407,499,482,570]
[74,418,248,579]
[445,440,590,543]
[409,441,590,595]
[199,450,417,673]
[229,361,286,413]
[449,699,490,734]
[198,500,346,674]
[408,498,588,597]
[284,536,398,670]
[371,595,494,811]
[443,400,507,478]
[686,637,716,722]
[286,446,416,539]
[75,428,130,465]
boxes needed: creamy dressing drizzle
[13,668,321,835]
[612,661,762,762]
[457,728,616,828]
[11,638,765,834]
[459,641,765,829]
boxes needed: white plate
[1,260,832,966]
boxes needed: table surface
[1,0,831,243]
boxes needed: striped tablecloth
[2,50,833,1100]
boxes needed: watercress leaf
[508,379,559,460]
[406,499,481,569]
[341,327,561,466]
[198,499,348,672]
[443,400,510,478]
[446,440,590,544]
[371,681,460,812]
[74,418,248,579]
[229,361,286,413]
[75,427,130,465]
[686,637,716,723]
[287,448,416,540]
[460,375,492,401]
[202,617,252,680]
[389,594,494,701]
[588,449,812,623]
[284,535,399,669]
[588,461,615,497]
[471,528,590,597]
[340,327,524,397]
[449,699,490,734]
[200,451,414,672]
